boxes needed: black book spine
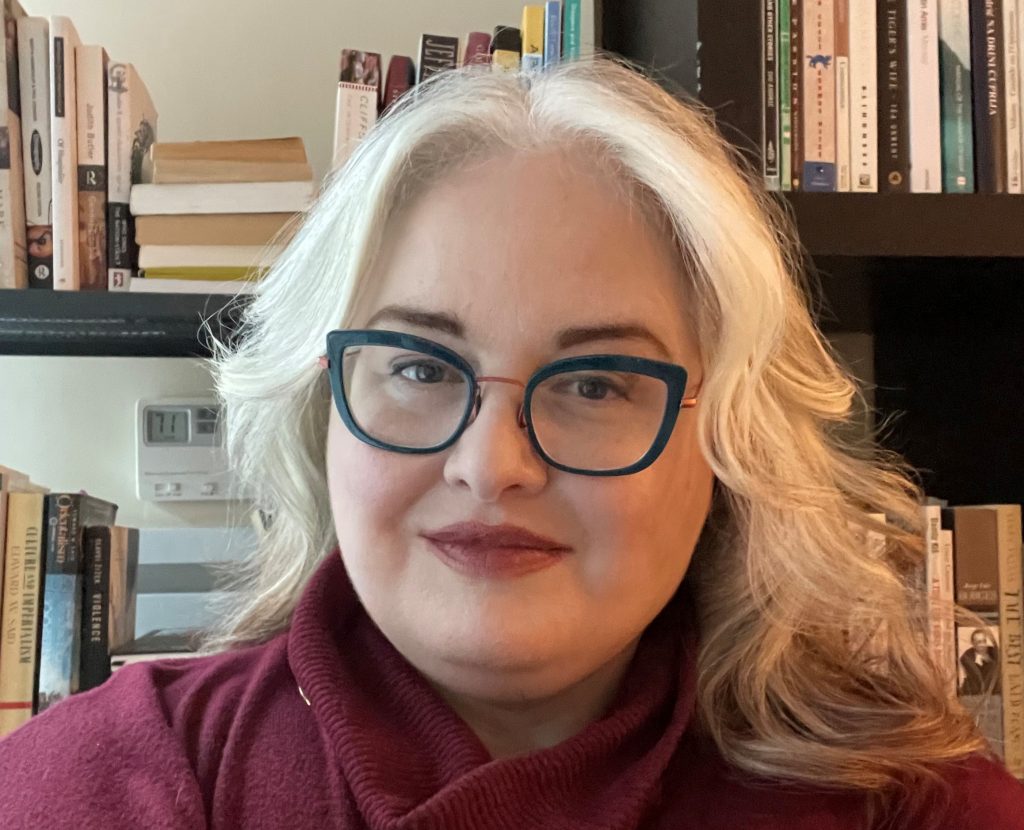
[878,0,910,191]
[791,0,803,189]
[764,0,780,188]
[970,0,1007,192]
[80,526,112,691]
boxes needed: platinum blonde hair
[205,57,985,798]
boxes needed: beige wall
[0,0,525,528]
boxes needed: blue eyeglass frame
[319,329,698,476]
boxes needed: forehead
[360,150,696,360]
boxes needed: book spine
[76,45,107,290]
[791,0,805,188]
[79,526,112,692]
[106,62,131,290]
[907,0,942,191]
[878,0,910,190]
[764,0,781,189]
[779,0,793,190]
[995,505,1023,777]
[17,17,52,290]
[49,18,80,291]
[939,528,957,698]
[544,1,562,66]
[382,55,415,113]
[1004,0,1022,191]
[850,0,879,190]
[579,0,599,55]
[802,0,838,190]
[971,0,1008,192]
[0,492,45,738]
[418,34,459,83]
[563,0,581,59]
[0,1,27,290]
[938,0,976,191]
[521,6,545,71]
[923,505,956,695]
[835,0,852,190]
[332,50,381,171]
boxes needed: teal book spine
[938,0,975,191]
[563,0,581,59]
[779,0,793,191]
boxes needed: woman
[1,58,1021,828]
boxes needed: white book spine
[939,528,957,698]
[332,82,377,171]
[579,0,598,55]
[923,505,951,691]
[49,16,80,291]
[848,0,878,191]
[17,16,52,288]
[1005,0,1023,192]
[75,45,106,291]
[106,62,132,292]
[802,0,837,191]
[906,0,942,191]
[835,0,852,191]
[1019,0,1024,188]
[0,1,27,289]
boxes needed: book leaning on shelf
[0,0,28,291]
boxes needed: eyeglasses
[318,329,699,476]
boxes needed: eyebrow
[364,304,673,360]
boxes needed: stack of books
[127,137,314,294]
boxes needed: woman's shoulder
[912,753,1024,829]
[0,634,292,829]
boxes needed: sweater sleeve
[0,661,207,830]
[923,754,1024,829]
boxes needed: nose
[442,375,548,501]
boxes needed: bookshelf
[682,0,1024,508]
[0,290,245,357]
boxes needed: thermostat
[136,398,249,501]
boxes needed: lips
[421,521,571,578]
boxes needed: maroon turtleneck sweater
[1,550,1022,829]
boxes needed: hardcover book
[48,15,81,291]
[544,1,562,67]
[521,6,545,71]
[129,180,313,216]
[36,492,118,713]
[16,15,51,289]
[937,0,976,191]
[418,34,458,83]
[382,55,415,112]
[491,26,522,73]
[142,136,311,185]
[0,0,27,290]
[75,44,107,290]
[106,61,157,291]
[134,212,296,247]
[970,0,1007,192]
[463,32,492,66]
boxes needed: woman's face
[326,149,715,704]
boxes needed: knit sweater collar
[287,550,699,830]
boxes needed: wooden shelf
[0,290,247,357]
[785,194,1024,258]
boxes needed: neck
[431,639,641,760]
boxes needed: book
[134,212,297,246]
[579,0,601,55]
[906,0,942,191]
[106,61,156,291]
[779,0,793,190]
[128,275,256,294]
[0,0,27,290]
[835,0,851,191]
[1004,0,1022,192]
[48,16,81,291]
[971,0,1007,192]
[463,32,492,66]
[382,55,415,113]
[802,0,837,191]
[129,180,313,216]
[791,0,804,188]
[75,44,107,290]
[923,503,955,696]
[850,0,879,190]
[878,0,910,191]
[36,492,117,713]
[764,0,780,190]
[138,244,284,269]
[491,26,522,72]
[332,49,380,171]
[110,627,201,671]
[79,525,138,692]
[938,0,976,191]
[16,16,51,289]
[544,1,562,66]
[136,265,261,280]
[0,490,45,737]
[563,0,582,59]
[418,34,459,83]
[142,137,312,185]
[947,504,1023,774]
[521,5,545,71]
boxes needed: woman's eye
[393,361,449,383]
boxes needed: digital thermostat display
[146,408,190,444]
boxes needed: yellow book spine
[521,5,545,70]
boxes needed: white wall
[0,0,525,529]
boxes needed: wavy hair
[204,56,985,803]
